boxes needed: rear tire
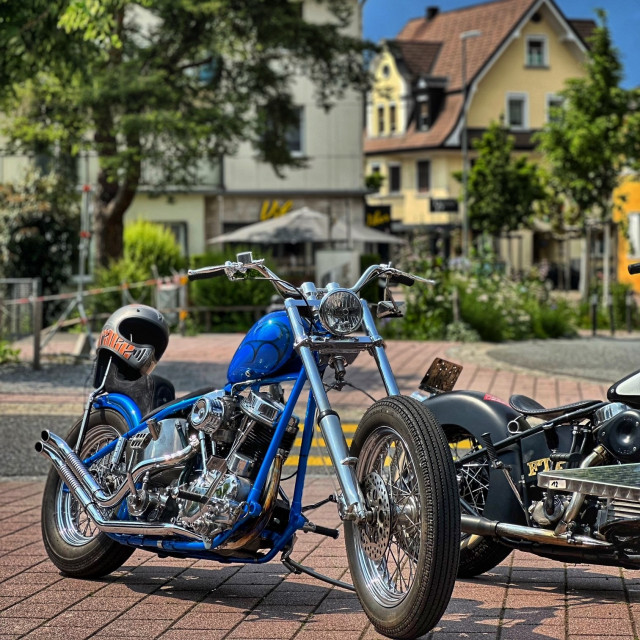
[344,396,459,639]
[444,425,511,578]
[41,409,134,578]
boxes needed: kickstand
[281,547,355,592]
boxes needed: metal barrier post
[32,278,42,370]
[607,293,615,336]
[590,293,598,337]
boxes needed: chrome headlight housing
[318,289,363,336]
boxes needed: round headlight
[318,289,363,336]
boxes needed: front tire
[41,408,134,578]
[344,396,459,639]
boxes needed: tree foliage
[0,1,373,266]
[464,120,545,236]
[0,171,80,323]
[535,10,640,229]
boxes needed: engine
[121,386,299,543]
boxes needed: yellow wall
[469,13,586,128]
[616,178,640,292]
[366,152,462,225]
[127,193,206,257]
[369,48,406,137]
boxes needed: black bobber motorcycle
[416,262,640,577]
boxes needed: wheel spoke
[352,426,425,607]
[54,424,118,548]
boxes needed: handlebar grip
[629,263,640,275]
[391,273,415,287]
[187,268,226,282]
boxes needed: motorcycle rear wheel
[344,396,459,639]
[444,425,511,578]
[41,408,134,578]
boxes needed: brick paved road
[0,335,634,639]
[2,476,640,640]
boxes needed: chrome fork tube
[361,300,399,396]
[285,301,366,520]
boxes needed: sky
[362,0,640,89]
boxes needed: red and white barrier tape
[2,274,189,306]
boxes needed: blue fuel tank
[227,311,303,384]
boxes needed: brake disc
[360,472,391,562]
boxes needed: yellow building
[616,176,640,292]
[364,0,594,266]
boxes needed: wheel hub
[359,472,391,562]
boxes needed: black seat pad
[509,394,600,419]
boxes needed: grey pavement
[1,333,640,639]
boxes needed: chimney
[426,6,439,21]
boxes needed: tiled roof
[366,0,595,155]
[568,19,596,47]
[365,93,464,153]
[388,40,442,78]
[397,0,535,93]
[366,0,538,154]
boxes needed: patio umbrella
[208,206,404,245]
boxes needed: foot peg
[302,521,340,539]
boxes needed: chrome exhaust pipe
[461,514,611,549]
[41,429,196,508]
[35,440,203,542]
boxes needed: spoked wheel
[41,409,134,578]
[445,425,510,578]
[344,396,459,640]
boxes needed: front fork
[286,300,400,523]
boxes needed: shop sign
[430,198,459,213]
[260,200,293,220]
[365,204,391,231]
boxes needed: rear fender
[421,390,527,525]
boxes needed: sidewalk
[1,475,640,640]
[0,334,634,639]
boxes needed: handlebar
[629,263,640,275]
[187,252,434,299]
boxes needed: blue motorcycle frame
[37,253,461,640]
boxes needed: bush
[0,340,20,365]
[382,236,577,342]
[189,250,274,332]
[90,220,186,316]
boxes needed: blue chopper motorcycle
[36,252,460,640]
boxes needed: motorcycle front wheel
[444,425,511,578]
[41,408,134,578]
[344,396,459,640]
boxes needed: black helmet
[93,304,170,386]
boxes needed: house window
[546,94,564,123]
[389,164,401,193]
[526,36,547,67]
[389,104,397,133]
[629,213,640,257]
[506,93,528,129]
[377,105,385,135]
[286,106,304,155]
[417,160,430,193]
[418,101,429,130]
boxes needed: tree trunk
[91,103,141,269]
[93,197,125,268]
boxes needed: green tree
[535,10,640,297]
[0,1,373,267]
[463,119,545,238]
